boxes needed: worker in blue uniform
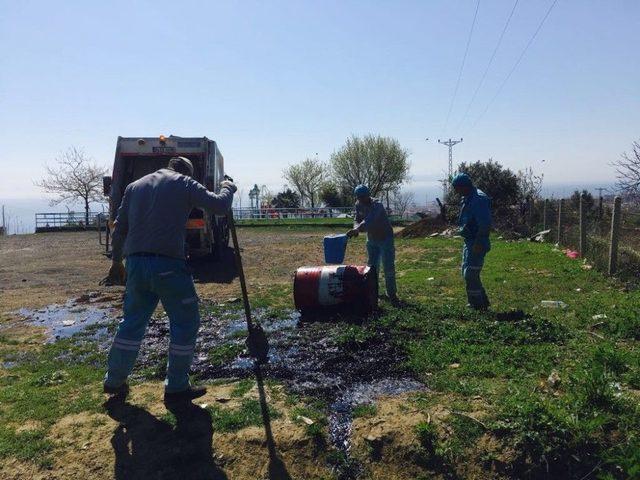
[452,173,492,310]
[103,156,236,402]
[347,184,399,304]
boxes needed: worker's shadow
[104,397,228,480]
[188,247,238,284]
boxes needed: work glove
[101,260,126,286]
[220,180,237,193]
[346,228,359,238]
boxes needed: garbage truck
[102,135,229,258]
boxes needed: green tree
[271,189,300,208]
[570,190,595,212]
[282,158,325,208]
[319,182,351,207]
[445,159,519,210]
[330,134,410,197]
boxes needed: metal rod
[227,210,255,331]
[579,193,587,256]
[608,197,622,276]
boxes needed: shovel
[225,176,269,364]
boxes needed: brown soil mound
[396,217,447,238]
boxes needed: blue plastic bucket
[323,234,348,264]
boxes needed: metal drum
[293,265,378,312]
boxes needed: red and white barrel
[293,265,378,312]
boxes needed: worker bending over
[103,156,236,402]
[347,184,399,304]
[452,173,492,310]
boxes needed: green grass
[207,398,280,432]
[352,403,377,419]
[207,343,244,367]
[0,337,105,467]
[382,236,640,478]
[230,378,254,397]
[1,232,639,477]
[290,400,328,441]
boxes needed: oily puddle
[9,299,425,476]
[131,306,425,475]
[14,292,116,342]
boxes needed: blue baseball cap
[354,184,371,198]
[451,172,473,188]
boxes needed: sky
[1,0,639,222]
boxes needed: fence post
[579,193,587,256]
[527,197,534,230]
[557,199,564,245]
[543,199,549,230]
[598,195,603,220]
[608,197,622,275]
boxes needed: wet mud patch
[14,292,116,343]
[126,305,426,477]
[7,298,425,478]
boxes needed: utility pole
[438,138,463,196]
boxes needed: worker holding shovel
[103,156,237,402]
[451,173,492,311]
[346,184,399,305]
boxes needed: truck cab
[103,135,229,258]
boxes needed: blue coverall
[458,186,492,309]
[354,200,397,298]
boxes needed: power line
[467,0,558,134]
[441,0,480,136]
[455,0,519,132]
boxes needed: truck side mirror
[103,176,112,196]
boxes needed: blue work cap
[354,184,371,198]
[451,172,473,188]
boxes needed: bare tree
[330,134,410,197]
[283,158,325,208]
[517,167,544,202]
[391,189,415,218]
[36,147,107,226]
[612,140,640,200]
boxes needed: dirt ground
[0,228,366,315]
[1,228,400,480]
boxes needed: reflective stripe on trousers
[104,255,200,393]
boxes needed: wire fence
[35,212,107,232]
[231,206,353,220]
[525,197,640,282]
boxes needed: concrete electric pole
[438,138,463,196]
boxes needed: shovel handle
[227,206,255,332]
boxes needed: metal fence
[35,212,107,232]
[231,206,354,220]
[525,197,640,281]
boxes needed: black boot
[164,385,207,404]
